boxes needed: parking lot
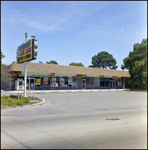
[1,91,147,149]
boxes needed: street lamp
[31,35,36,39]
[25,32,28,43]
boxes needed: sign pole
[24,62,27,97]
[24,32,28,97]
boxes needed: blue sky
[1,1,147,70]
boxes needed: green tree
[69,62,84,67]
[39,61,43,63]
[1,51,5,64]
[121,38,147,90]
[1,52,14,90]
[46,60,58,65]
[90,51,118,69]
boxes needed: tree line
[1,38,147,90]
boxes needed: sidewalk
[1,89,130,94]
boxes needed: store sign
[43,77,48,84]
[77,75,82,79]
[52,78,56,84]
[17,39,38,64]
[68,78,72,85]
[60,78,65,85]
[36,78,40,85]
[11,71,21,77]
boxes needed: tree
[121,38,147,90]
[46,60,58,65]
[69,62,84,67]
[90,51,118,69]
[39,61,43,63]
[1,51,14,90]
[1,51,5,64]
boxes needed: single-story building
[2,61,130,90]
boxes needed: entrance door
[83,79,86,89]
[109,80,115,89]
[27,78,35,90]
[30,79,35,90]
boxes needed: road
[1,91,147,149]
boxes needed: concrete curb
[1,89,130,94]
[23,98,45,108]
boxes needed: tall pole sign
[16,33,38,97]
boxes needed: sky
[1,1,147,70]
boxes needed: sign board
[77,75,82,79]
[17,39,38,64]
[43,77,48,84]
[52,78,56,84]
[60,78,65,85]
[36,79,40,85]
[68,78,72,85]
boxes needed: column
[10,73,11,91]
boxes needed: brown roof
[9,61,130,77]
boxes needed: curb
[23,98,45,108]
[1,89,128,94]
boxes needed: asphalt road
[1,91,147,149]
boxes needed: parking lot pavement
[1,91,147,149]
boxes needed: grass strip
[1,94,41,109]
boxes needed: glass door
[109,80,115,89]
[83,79,86,89]
[26,78,35,90]
[30,79,35,90]
[27,79,29,90]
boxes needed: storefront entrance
[109,80,115,89]
[83,79,86,89]
[27,78,35,90]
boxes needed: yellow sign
[36,79,40,85]
[17,39,38,64]
[77,75,82,79]
[17,40,32,63]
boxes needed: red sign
[68,78,72,85]
[60,78,64,85]
[43,77,48,84]
[52,78,56,84]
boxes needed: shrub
[16,101,23,105]
[2,95,10,100]
[23,99,29,103]
[10,95,18,98]
[19,94,23,98]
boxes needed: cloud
[2,12,66,31]
[1,1,110,32]
[66,1,109,15]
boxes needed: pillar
[76,75,83,89]
[10,73,11,91]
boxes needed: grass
[1,94,41,109]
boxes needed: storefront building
[5,61,130,91]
